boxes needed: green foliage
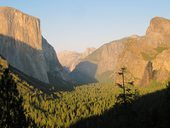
[0,60,168,128]
[20,82,118,128]
[70,83,169,128]
[138,83,166,95]
[0,68,28,128]
[149,80,161,86]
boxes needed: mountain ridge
[71,16,170,85]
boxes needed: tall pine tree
[116,67,139,107]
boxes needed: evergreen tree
[116,67,139,107]
[0,68,28,128]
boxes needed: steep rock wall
[71,17,170,85]
[0,7,70,87]
[0,7,49,83]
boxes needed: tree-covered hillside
[0,57,170,128]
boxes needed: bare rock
[71,17,170,85]
[0,7,71,87]
[58,47,96,71]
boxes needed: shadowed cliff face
[0,7,72,88]
[0,34,49,83]
[71,17,170,85]
[0,7,49,83]
[0,34,72,90]
[140,61,156,86]
[42,37,63,72]
[70,61,98,84]
[42,37,73,85]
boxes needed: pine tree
[115,67,139,107]
[0,68,28,128]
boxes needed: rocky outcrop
[71,17,170,85]
[58,47,96,71]
[152,49,170,82]
[0,7,71,88]
[146,17,170,36]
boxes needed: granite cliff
[0,7,71,89]
[71,17,170,85]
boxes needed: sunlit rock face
[0,7,49,83]
[71,17,170,85]
[0,7,42,49]
[146,17,170,37]
[0,7,70,86]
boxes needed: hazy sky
[1,0,170,52]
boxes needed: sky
[0,0,170,52]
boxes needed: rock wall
[0,7,70,86]
[0,7,50,83]
[71,17,170,85]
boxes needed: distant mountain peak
[58,47,96,71]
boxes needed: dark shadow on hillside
[0,34,73,92]
[70,88,170,128]
[70,61,98,85]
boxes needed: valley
[0,57,168,127]
[0,4,170,128]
